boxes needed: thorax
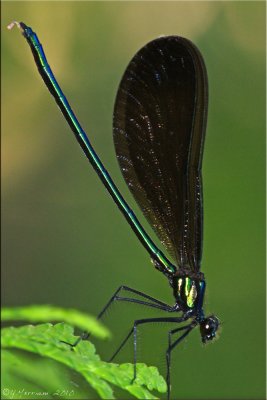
[171,272,206,313]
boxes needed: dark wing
[113,36,208,272]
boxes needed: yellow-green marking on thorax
[178,277,198,308]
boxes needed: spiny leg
[62,286,176,347]
[109,316,188,383]
[105,285,174,311]
[166,323,196,400]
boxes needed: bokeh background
[2,1,265,399]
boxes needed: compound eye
[200,316,219,342]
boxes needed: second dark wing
[113,36,208,272]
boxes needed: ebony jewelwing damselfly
[8,21,219,399]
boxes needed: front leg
[109,316,189,383]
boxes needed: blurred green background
[2,1,265,399]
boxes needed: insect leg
[166,323,196,400]
[65,286,175,347]
[109,317,188,382]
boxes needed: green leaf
[1,305,109,339]
[1,323,167,399]
[2,349,91,399]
